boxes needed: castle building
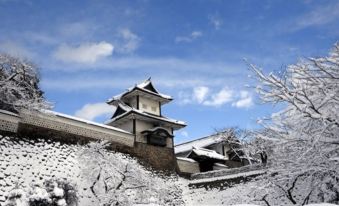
[105,78,186,170]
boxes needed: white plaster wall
[138,97,160,116]
[208,144,224,155]
[20,111,134,147]
[177,159,200,174]
[166,137,173,148]
[224,145,230,159]
[135,120,152,143]
[118,121,133,134]
[135,120,173,148]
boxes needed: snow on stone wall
[0,135,184,206]
[0,135,98,205]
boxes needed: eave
[107,87,173,106]
[106,110,186,130]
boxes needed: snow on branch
[0,53,51,113]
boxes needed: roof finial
[147,77,151,81]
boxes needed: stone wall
[0,134,182,206]
[0,110,180,172]
[0,135,97,205]
[131,142,177,171]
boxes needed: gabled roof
[106,102,186,130]
[107,78,173,105]
[174,130,233,154]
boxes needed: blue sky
[0,0,338,144]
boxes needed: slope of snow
[0,135,183,206]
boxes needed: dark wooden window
[146,130,168,147]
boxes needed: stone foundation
[131,142,177,171]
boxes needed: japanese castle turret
[106,78,186,170]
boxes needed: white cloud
[175,31,203,43]
[41,56,244,92]
[180,131,189,138]
[54,41,114,64]
[178,87,254,109]
[178,86,233,107]
[177,91,194,105]
[115,28,140,54]
[25,32,58,45]
[203,87,233,106]
[74,102,114,121]
[287,2,339,32]
[193,86,209,103]
[232,91,253,108]
[209,15,222,30]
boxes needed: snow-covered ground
[1,134,338,206]
[180,176,339,206]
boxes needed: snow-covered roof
[188,147,228,161]
[106,102,186,128]
[176,157,197,163]
[174,131,231,154]
[0,109,19,117]
[107,78,172,104]
[214,163,228,168]
[41,110,132,134]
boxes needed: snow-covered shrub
[4,186,28,206]
[78,141,184,206]
[28,186,51,206]
[4,179,77,206]
[28,179,77,206]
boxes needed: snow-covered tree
[0,54,51,113]
[246,43,339,205]
[78,141,184,206]
[217,128,264,165]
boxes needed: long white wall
[0,110,134,147]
